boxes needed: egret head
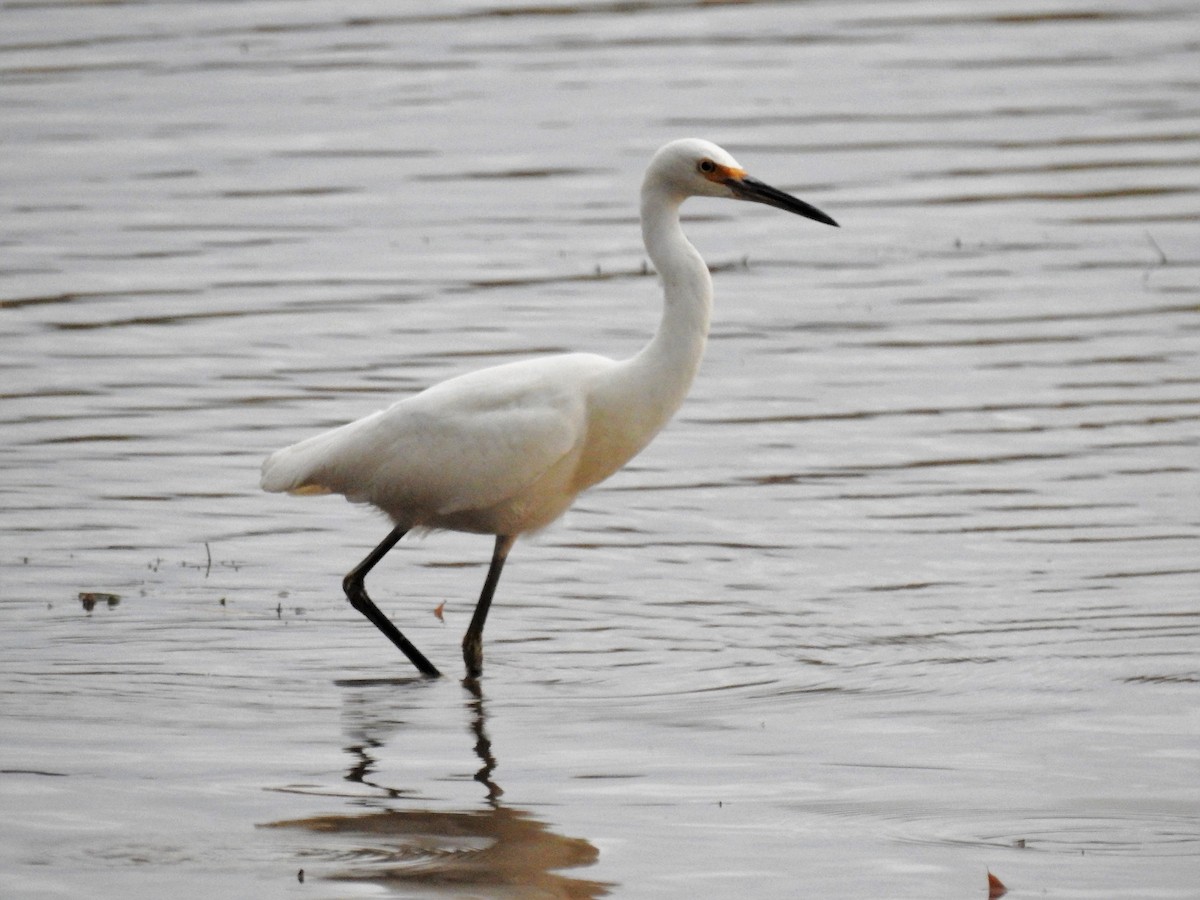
[646,138,838,228]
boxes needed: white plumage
[262,138,837,678]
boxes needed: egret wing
[262,354,611,523]
[365,392,583,518]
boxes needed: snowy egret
[261,138,837,678]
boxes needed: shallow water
[2,1,1198,897]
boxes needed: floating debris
[79,592,120,612]
[987,869,1007,899]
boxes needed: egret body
[261,138,837,677]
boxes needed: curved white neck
[626,185,713,416]
[566,182,716,490]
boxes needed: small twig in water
[1145,231,1168,265]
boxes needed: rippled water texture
[2,1,1198,898]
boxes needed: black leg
[342,524,441,677]
[462,534,515,678]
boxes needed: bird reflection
[465,678,504,805]
[265,678,609,898]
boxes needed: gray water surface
[2,2,1198,898]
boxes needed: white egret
[261,138,837,678]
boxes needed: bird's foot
[462,631,484,678]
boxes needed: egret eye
[698,159,717,175]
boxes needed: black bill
[727,175,839,227]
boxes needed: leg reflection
[464,676,503,804]
[264,678,611,897]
